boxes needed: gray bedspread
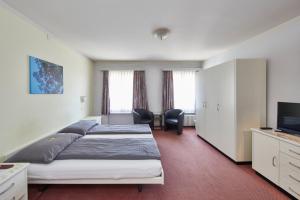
[87,124,152,135]
[56,138,160,160]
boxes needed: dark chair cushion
[164,109,184,134]
[133,109,154,129]
[140,119,152,124]
[165,119,178,125]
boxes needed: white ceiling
[3,0,300,61]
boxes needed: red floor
[29,128,289,200]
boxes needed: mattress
[28,159,162,181]
[28,134,163,182]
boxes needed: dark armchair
[133,109,154,129]
[164,109,184,134]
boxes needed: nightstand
[153,113,163,130]
[0,163,29,200]
[82,116,101,124]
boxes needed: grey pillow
[58,120,98,135]
[6,133,81,164]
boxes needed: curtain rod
[162,68,201,72]
[98,68,202,72]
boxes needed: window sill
[109,112,132,115]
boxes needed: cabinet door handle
[0,183,15,196]
[289,187,300,197]
[272,156,276,167]
[289,174,300,183]
[289,161,300,170]
[289,149,300,156]
[217,104,220,111]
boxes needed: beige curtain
[101,71,110,115]
[133,71,148,110]
[162,71,174,112]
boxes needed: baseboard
[196,135,251,164]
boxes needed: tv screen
[277,102,300,135]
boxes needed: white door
[252,131,279,184]
[218,62,236,160]
[195,70,206,137]
[205,66,220,146]
[199,70,207,138]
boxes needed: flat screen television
[277,102,300,135]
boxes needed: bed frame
[28,169,164,192]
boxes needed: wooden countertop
[251,128,300,146]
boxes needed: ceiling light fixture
[153,28,171,40]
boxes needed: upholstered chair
[164,109,184,134]
[133,109,154,129]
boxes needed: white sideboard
[0,163,28,200]
[252,128,300,199]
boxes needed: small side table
[153,113,163,130]
[0,163,29,200]
[82,116,102,124]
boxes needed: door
[252,131,279,184]
[195,70,206,137]
[205,66,220,146]
[218,62,236,159]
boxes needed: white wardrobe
[196,59,266,162]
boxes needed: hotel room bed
[6,121,164,187]
[28,134,163,184]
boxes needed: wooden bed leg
[137,184,143,192]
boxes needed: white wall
[203,16,300,128]
[0,5,93,159]
[93,61,201,123]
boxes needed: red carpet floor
[29,128,289,200]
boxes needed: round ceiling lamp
[153,28,171,40]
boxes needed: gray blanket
[56,138,160,160]
[87,124,152,135]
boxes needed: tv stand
[251,128,300,199]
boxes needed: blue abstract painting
[30,56,63,94]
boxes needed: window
[173,70,196,113]
[109,70,133,113]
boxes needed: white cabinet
[252,131,279,184]
[0,163,28,200]
[252,129,300,199]
[196,59,266,162]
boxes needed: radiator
[184,114,195,126]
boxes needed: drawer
[280,178,300,199]
[14,170,27,200]
[280,153,300,199]
[280,141,300,160]
[280,152,300,172]
[0,170,27,200]
[280,153,300,186]
[0,177,17,200]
